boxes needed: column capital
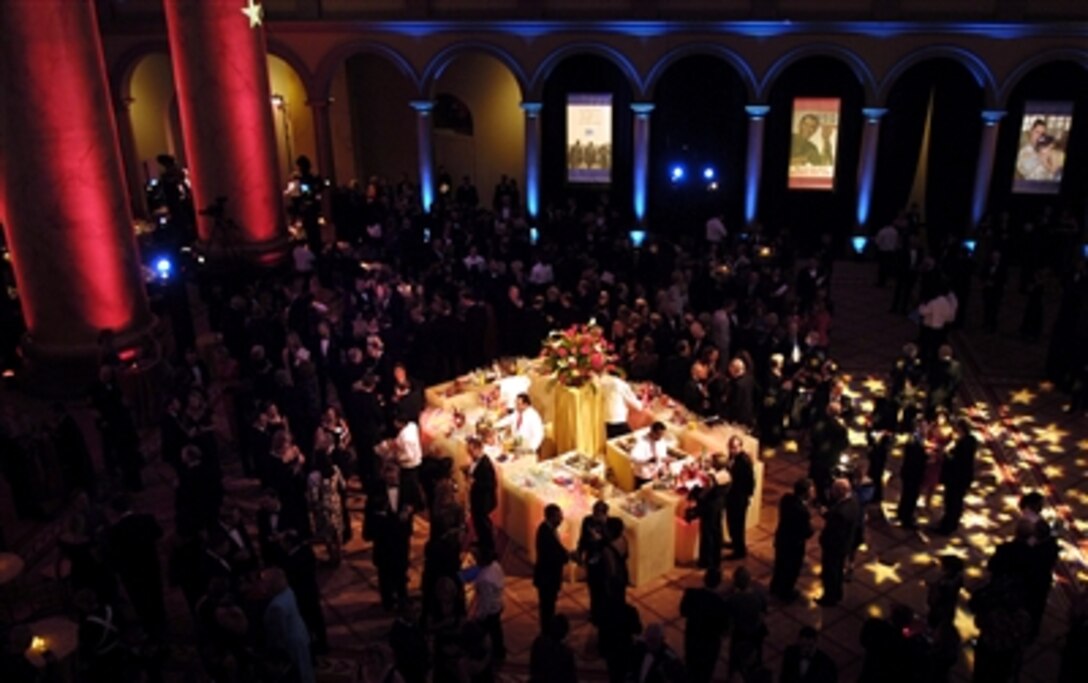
[630,102,655,116]
[520,101,543,116]
[981,109,1007,125]
[409,99,435,114]
[862,107,888,122]
[745,104,770,119]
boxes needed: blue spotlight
[703,166,715,181]
[154,256,173,279]
[1082,243,1088,260]
[530,227,540,246]
[962,239,977,255]
[851,236,868,255]
[629,230,647,248]
[670,165,685,183]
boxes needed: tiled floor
[2,259,1085,681]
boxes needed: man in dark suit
[576,500,611,627]
[214,504,258,577]
[682,360,715,417]
[257,488,292,567]
[313,319,341,409]
[466,436,497,556]
[780,626,838,683]
[890,236,922,314]
[771,477,815,602]
[817,479,859,606]
[680,569,731,683]
[725,436,756,560]
[533,503,570,630]
[937,418,977,535]
[724,357,758,428]
[364,463,417,611]
[342,372,385,492]
[693,471,726,570]
[280,529,329,653]
[897,422,927,530]
[160,394,189,474]
[106,494,166,636]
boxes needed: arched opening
[429,52,525,210]
[649,54,749,240]
[267,54,317,187]
[128,52,183,181]
[762,56,865,250]
[872,58,984,247]
[327,52,418,186]
[540,53,634,216]
[990,60,1088,252]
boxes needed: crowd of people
[0,161,1085,683]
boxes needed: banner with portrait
[1012,101,1073,194]
[788,97,840,190]
[566,94,613,184]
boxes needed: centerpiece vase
[554,378,604,457]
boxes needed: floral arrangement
[539,321,619,387]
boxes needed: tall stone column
[308,98,336,186]
[162,0,287,265]
[521,102,543,220]
[410,100,436,213]
[744,104,770,227]
[631,103,655,223]
[856,107,887,228]
[1,0,155,391]
[972,110,1006,227]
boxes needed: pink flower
[557,347,568,358]
[580,345,592,356]
[590,353,605,370]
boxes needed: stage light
[147,178,159,187]
[962,239,977,255]
[530,227,540,245]
[670,165,685,183]
[629,230,647,248]
[851,236,868,254]
[703,166,715,180]
[270,94,285,108]
[707,181,719,191]
[154,257,172,279]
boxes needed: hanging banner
[788,97,840,190]
[1013,101,1073,194]
[567,93,613,184]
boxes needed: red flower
[580,345,592,356]
[557,347,568,358]
[590,353,605,370]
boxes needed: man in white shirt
[629,422,669,488]
[918,289,957,365]
[393,413,423,499]
[601,373,643,439]
[497,393,545,452]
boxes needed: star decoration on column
[241,0,264,28]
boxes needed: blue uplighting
[530,228,540,245]
[154,257,172,279]
[703,167,715,181]
[963,239,978,255]
[629,230,647,248]
[670,165,686,182]
[851,236,868,255]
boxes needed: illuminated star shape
[1009,388,1036,405]
[862,376,886,395]
[1077,439,1088,452]
[863,560,902,586]
[241,0,264,27]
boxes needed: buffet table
[422,358,763,580]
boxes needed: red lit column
[162,0,287,264]
[0,0,154,390]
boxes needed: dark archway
[540,53,634,216]
[871,58,984,246]
[761,56,865,251]
[648,55,749,238]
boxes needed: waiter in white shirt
[497,393,545,453]
[601,373,643,439]
[393,411,424,503]
[629,422,669,489]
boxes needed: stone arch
[879,45,998,107]
[998,47,1088,105]
[644,44,758,101]
[266,39,316,102]
[529,42,642,100]
[759,43,878,103]
[110,40,171,104]
[420,41,528,100]
[313,40,420,101]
